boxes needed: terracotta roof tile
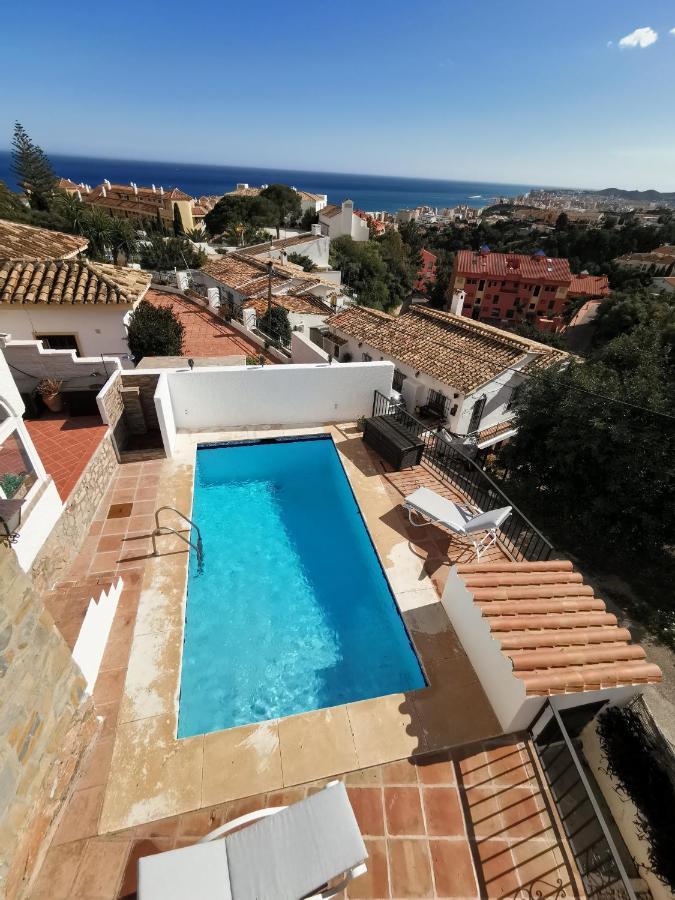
[0,219,88,260]
[456,559,661,696]
[0,259,150,305]
[568,274,610,297]
[455,249,572,282]
[320,204,342,219]
[242,292,332,317]
[328,305,567,393]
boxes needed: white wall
[0,345,25,416]
[0,306,134,365]
[1,338,122,395]
[291,331,330,364]
[455,360,530,437]
[154,373,177,457]
[12,479,63,571]
[161,361,393,431]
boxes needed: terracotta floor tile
[421,787,465,837]
[71,838,130,899]
[384,786,425,836]
[52,785,105,845]
[347,786,385,836]
[476,839,519,897]
[510,840,574,895]
[29,840,87,899]
[96,700,121,738]
[461,785,505,839]
[388,838,434,898]
[498,787,549,840]
[416,752,456,786]
[381,757,419,785]
[429,839,478,898]
[345,766,382,786]
[98,533,125,553]
[347,837,390,898]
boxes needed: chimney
[449,289,465,316]
[152,184,156,193]
[311,223,321,236]
[160,186,164,197]
[101,186,107,198]
[76,190,82,201]
[104,179,111,189]
[133,183,138,196]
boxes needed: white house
[241,227,335,276]
[319,200,369,242]
[326,305,567,448]
[0,257,151,366]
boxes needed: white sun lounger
[403,486,512,561]
[137,780,367,900]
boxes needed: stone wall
[98,370,127,458]
[120,373,160,432]
[29,434,117,595]
[0,543,95,899]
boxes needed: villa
[325,304,568,450]
[0,335,663,899]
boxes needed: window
[548,300,555,310]
[35,333,79,352]
[493,294,500,304]
[392,369,406,392]
[544,285,555,293]
[506,309,514,318]
[0,428,37,501]
[491,309,499,317]
[533,285,541,297]
[478,280,485,291]
[468,395,486,433]
[362,353,372,362]
[426,389,447,416]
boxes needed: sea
[0,151,534,214]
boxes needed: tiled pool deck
[31,424,585,898]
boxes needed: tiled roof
[238,275,288,298]
[201,255,266,288]
[297,190,325,201]
[226,186,262,197]
[455,249,572,283]
[328,305,566,393]
[456,560,661,696]
[320,204,342,219]
[202,252,336,295]
[57,177,81,192]
[242,292,332,317]
[242,233,322,256]
[568,275,610,297]
[0,259,151,305]
[0,219,88,260]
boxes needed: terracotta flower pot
[43,392,64,413]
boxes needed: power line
[356,314,675,422]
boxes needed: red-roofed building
[450,247,573,332]
[414,248,438,294]
[568,274,610,300]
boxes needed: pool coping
[99,424,500,834]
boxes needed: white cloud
[618,26,658,48]
[670,27,675,36]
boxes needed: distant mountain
[597,187,675,202]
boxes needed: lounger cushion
[464,506,512,535]
[404,487,468,533]
[226,781,367,900]
[138,838,231,900]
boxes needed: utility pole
[265,260,273,348]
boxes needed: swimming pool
[177,435,425,738]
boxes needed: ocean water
[177,436,425,738]
[0,149,533,213]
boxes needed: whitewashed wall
[161,361,393,432]
[154,373,177,456]
[0,306,134,365]
[291,332,330,364]
[1,337,121,395]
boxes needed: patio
[29,424,586,898]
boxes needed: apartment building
[319,200,369,241]
[450,246,573,332]
[413,248,438,294]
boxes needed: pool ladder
[151,506,204,574]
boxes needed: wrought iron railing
[372,390,554,562]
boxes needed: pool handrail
[152,506,204,573]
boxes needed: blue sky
[1,0,674,190]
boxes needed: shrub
[127,300,184,361]
[258,306,291,347]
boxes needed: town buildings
[59,178,207,233]
[450,247,574,332]
[326,304,567,448]
[225,183,328,216]
[318,199,369,241]
[413,248,437,294]
[615,245,675,277]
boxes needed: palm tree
[81,207,113,260]
[54,190,86,233]
[108,218,138,264]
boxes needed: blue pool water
[177,436,425,738]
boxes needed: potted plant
[36,377,64,413]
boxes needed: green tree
[127,300,184,361]
[204,194,276,236]
[512,320,566,348]
[11,122,56,211]
[108,217,138,263]
[375,230,416,309]
[258,305,292,346]
[299,208,319,231]
[428,251,454,309]
[329,236,390,310]
[54,190,87,233]
[80,207,113,259]
[593,289,675,347]
[555,212,569,231]
[287,252,316,271]
[173,203,184,236]
[503,323,675,560]
[259,184,302,237]
[0,180,30,222]
[139,235,206,270]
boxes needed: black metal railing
[372,390,554,561]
